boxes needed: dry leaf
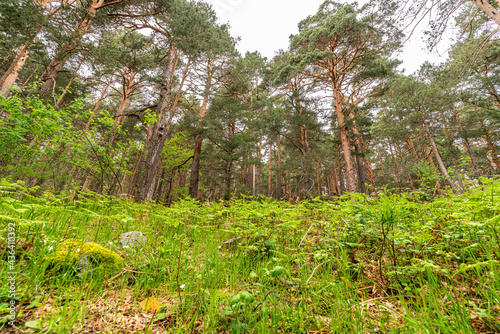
[139,297,161,311]
[340,276,352,287]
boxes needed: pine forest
[1,0,500,332]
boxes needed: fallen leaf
[340,276,352,287]
[139,297,160,311]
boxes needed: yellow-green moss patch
[44,239,123,278]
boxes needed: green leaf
[156,313,169,320]
[270,266,287,278]
[25,320,43,330]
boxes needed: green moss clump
[44,239,123,278]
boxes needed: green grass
[1,178,500,333]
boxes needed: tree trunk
[331,163,340,195]
[365,159,376,194]
[0,0,52,97]
[422,120,460,194]
[189,60,214,199]
[55,55,86,107]
[256,140,262,195]
[333,86,357,193]
[405,137,420,162]
[375,141,387,184]
[472,0,500,26]
[276,135,282,200]
[483,126,500,170]
[388,144,401,184]
[453,107,482,178]
[316,162,322,195]
[440,110,466,193]
[39,0,105,96]
[335,138,345,195]
[224,157,233,201]
[85,73,114,130]
[109,72,136,144]
[394,142,416,190]
[137,45,176,202]
[0,44,32,97]
[268,145,273,198]
[354,147,367,194]
[189,133,204,198]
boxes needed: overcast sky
[203,0,449,74]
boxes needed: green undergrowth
[1,178,500,333]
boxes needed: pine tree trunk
[276,135,282,200]
[331,163,340,195]
[0,44,32,97]
[109,72,136,144]
[268,145,273,198]
[39,0,105,96]
[472,0,500,26]
[453,108,482,178]
[405,137,420,162]
[56,55,86,107]
[316,162,322,195]
[189,61,213,199]
[365,159,376,194]
[375,141,387,184]
[483,126,500,171]
[441,110,466,193]
[189,134,204,198]
[256,140,262,195]
[224,157,233,200]
[388,144,401,184]
[85,73,114,130]
[422,120,460,194]
[335,139,345,195]
[137,46,176,202]
[355,146,367,194]
[394,142,416,190]
[333,86,357,193]
[0,0,50,97]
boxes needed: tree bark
[85,73,114,130]
[333,86,357,193]
[316,162,322,195]
[109,71,136,144]
[472,0,500,26]
[189,60,214,199]
[39,0,105,96]
[441,110,466,193]
[223,123,235,200]
[453,108,482,178]
[224,158,233,200]
[483,126,500,171]
[422,120,460,194]
[0,0,52,97]
[388,144,401,184]
[0,44,31,97]
[268,145,273,197]
[55,55,86,107]
[276,134,282,200]
[137,45,176,202]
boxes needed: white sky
[203,0,449,74]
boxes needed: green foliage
[1,179,500,331]
[0,89,133,192]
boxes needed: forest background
[0,0,499,203]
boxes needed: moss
[44,239,123,278]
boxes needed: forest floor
[1,179,500,333]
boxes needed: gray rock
[77,254,95,277]
[120,231,147,249]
